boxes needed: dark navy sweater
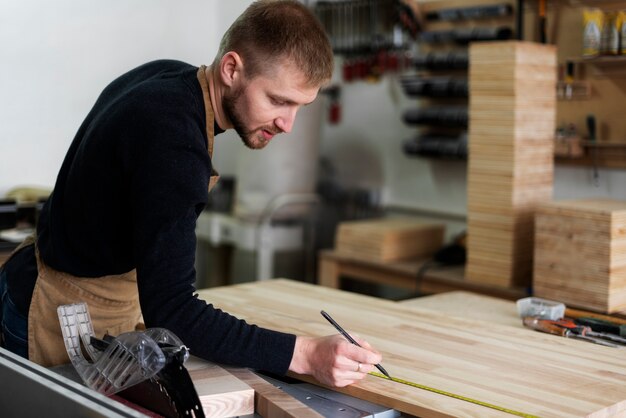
[5,60,296,374]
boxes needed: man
[0,0,382,388]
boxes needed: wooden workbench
[400,291,523,328]
[318,250,527,300]
[197,279,626,418]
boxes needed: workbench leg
[318,256,340,288]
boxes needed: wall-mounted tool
[314,0,415,83]
[516,0,524,40]
[420,26,514,44]
[321,85,342,125]
[587,114,599,186]
[403,133,468,159]
[425,3,513,21]
[403,106,468,128]
[397,0,423,39]
[401,76,468,98]
[538,0,547,43]
[413,51,469,71]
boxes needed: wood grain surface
[335,218,445,262]
[225,367,323,418]
[400,291,523,328]
[185,357,254,417]
[466,41,557,289]
[534,199,626,313]
[197,279,626,418]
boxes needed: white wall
[0,0,228,196]
[2,0,625,220]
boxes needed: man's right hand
[288,334,383,387]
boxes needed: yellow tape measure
[369,372,540,418]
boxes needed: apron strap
[196,66,220,192]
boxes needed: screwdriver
[574,317,626,337]
[548,318,626,344]
[522,317,621,348]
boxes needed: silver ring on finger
[356,362,362,372]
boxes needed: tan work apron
[12,65,221,367]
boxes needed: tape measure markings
[369,371,540,418]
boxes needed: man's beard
[223,86,273,150]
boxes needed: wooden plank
[185,357,254,417]
[335,218,445,262]
[196,279,626,418]
[225,367,323,418]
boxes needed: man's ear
[219,51,244,88]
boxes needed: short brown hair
[214,0,333,87]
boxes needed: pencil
[320,310,391,378]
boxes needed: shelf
[568,55,626,78]
[555,140,626,169]
[556,148,626,169]
[567,0,626,11]
[578,55,626,64]
[582,141,626,148]
[556,80,591,100]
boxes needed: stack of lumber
[534,199,626,313]
[466,41,557,288]
[334,218,444,262]
[197,279,626,417]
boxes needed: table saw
[0,345,398,417]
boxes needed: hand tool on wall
[396,0,423,39]
[538,0,547,43]
[587,114,600,186]
[403,106,468,128]
[516,0,524,39]
[403,133,468,159]
[425,3,513,21]
[420,26,514,44]
[401,76,468,98]
[413,51,469,70]
[523,317,622,348]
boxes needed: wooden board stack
[534,199,626,313]
[334,218,444,262]
[466,41,557,288]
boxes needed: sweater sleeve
[126,96,296,375]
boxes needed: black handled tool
[575,317,626,337]
[587,114,599,186]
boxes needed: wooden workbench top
[400,291,523,328]
[197,279,626,418]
